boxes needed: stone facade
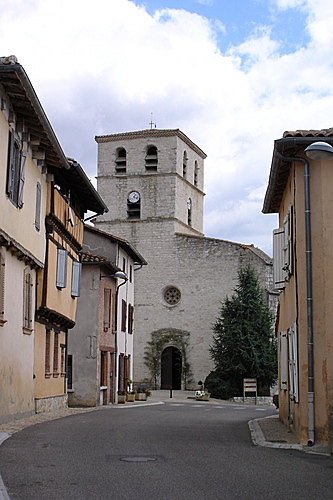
[95,129,277,389]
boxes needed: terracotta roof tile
[283,128,333,138]
[80,252,107,263]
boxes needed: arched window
[145,146,158,171]
[115,148,127,173]
[183,151,187,178]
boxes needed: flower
[136,387,152,397]
[195,390,209,397]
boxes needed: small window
[164,286,181,305]
[194,161,198,186]
[145,146,158,171]
[129,265,133,283]
[115,148,127,173]
[67,354,73,389]
[0,251,5,326]
[6,131,26,208]
[104,288,111,329]
[71,261,82,297]
[60,343,66,376]
[34,181,42,232]
[56,249,68,288]
[23,268,33,334]
[187,198,192,226]
[183,151,188,178]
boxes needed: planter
[135,393,147,401]
[127,393,135,402]
[195,393,210,401]
[118,395,126,404]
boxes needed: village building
[95,128,277,390]
[68,225,146,406]
[0,56,107,422]
[263,128,333,453]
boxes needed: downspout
[277,152,315,446]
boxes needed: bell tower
[95,129,206,247]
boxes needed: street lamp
[304,141,333,160]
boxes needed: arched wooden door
[161,346,182,390]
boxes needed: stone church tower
[95,129,276,389]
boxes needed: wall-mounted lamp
[100,270,128,281]
[304,141,333,161]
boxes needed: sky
[1,0,333,255]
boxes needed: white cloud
[1,0,333,255]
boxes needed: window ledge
[22,327,33,335]
[0,318,7,327]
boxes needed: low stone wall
[35,395,68,413]
[232,396,274,406]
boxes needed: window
[56,248,68,288]
[122,257,126,273]
[187,198,192,226]
[164,286,181,305]
[0,251,5,326]
[34,181,42,232]
[129,264,133,283]
[121,299,127,332]
[128,304,134,334]
[60,343,66,375]
[45,329,51,377]
[183,151,187,178]
[145,146,157,171]
[194,161,198,186]
[53,332,59,376]
[23,268,33,334]
[6,131,26,208]
[104,288,111,329]
[71,261,82,297]
[115,148,126,173]
[273,205,293,289]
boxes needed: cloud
[1,0,332,255]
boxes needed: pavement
[0,389,328,456]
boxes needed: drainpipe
[277,152,315,446]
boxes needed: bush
[204,370,240,400]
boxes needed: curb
[248,417,304,451]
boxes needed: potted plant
[127,389,136,402]
[195,390,210,401]
[135,388,152,401]
[118,390,126,404]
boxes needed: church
[95,128,276,389]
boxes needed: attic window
[145,146,157,171]
[115,148,127,173]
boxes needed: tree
[206,266,277,399]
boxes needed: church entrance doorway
[161,346,182,389]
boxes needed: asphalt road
[0,401,332,500]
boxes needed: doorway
[161,346,182,390]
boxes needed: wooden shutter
[17,150,26,208]
[288,324,299,402]
[279,331,287,390]
[121,299,127,332]
[0,252,4,320]
[128,304,134,334]
[56,249,68,288]
[35,181,42,231]
[273,228,286,289]
[71,261,82,297]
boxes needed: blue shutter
[71,261,82,297]
[17,150,26,208]
[56,249,68,288]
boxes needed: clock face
[128,191,140,203]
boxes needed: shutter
[17,150,26,208]
[56,249,68,288]
[35,181,42,231]
[273,228,286,289]
[0,253,4,317]
[288,324,299,402]
[6,131,14,197]
[128,304,134,334]
[71,261,82,297]
[104,288,111,328]
[121,299,127,332]
[279,331,287,390]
